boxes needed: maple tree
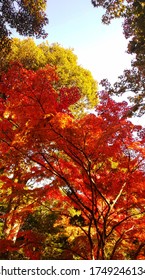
[0,63,145,259]
[0,62,80,259]
[0,38,98,117]
[40,92,145,260]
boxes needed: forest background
[0,0,145,260]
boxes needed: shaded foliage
[0,0,48,40]
[92,0,145,116]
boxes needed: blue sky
[37,0,133,86]
[11,1,143,124]
[39,0,145,126]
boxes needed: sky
[39,0,144,126]
[36,0,133,86]
[12,0,143,124]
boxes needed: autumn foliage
[0,63,145,259]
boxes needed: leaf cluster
[0,38,98,116]
[0,0,48,40]
[91,0,145,116]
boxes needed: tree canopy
[0,0,48,60]
[0,64,145,259]
[92,0,145,116]
[0,0,48,39]
[0,0,145,260]
[0,38,98,117]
